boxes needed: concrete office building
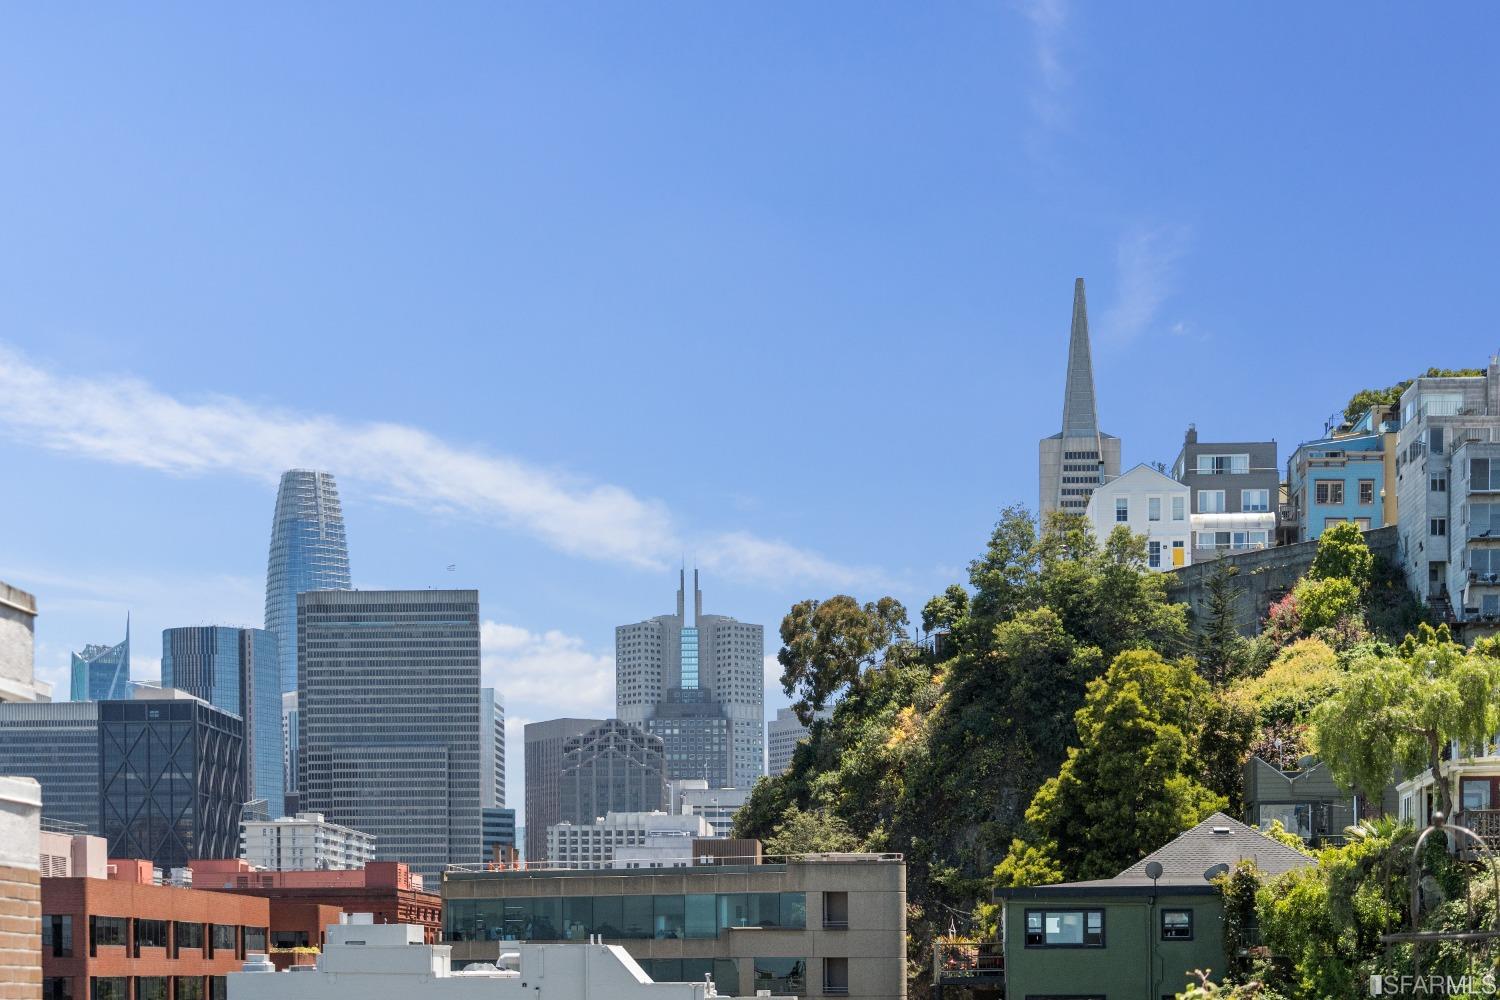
[264,469,352,694]
[69,620,131,702]
[481,688,505,809]
[524,718,603,863]
[297,589,482,881]
[0,580,51,703]
[1394,360,1500,626]
[617,572,764,791]
[444,853,908,1000]
[101,688,247,869]
[231,920,782,1000]
[561,720,668,828]
[162,626,284,817]
[1083,463,1193,571]
[1038,278,1121,517]
[1285,404,1400,543]
[547,812,713,870]
[0,701,102,832]
[669,780,750,837]
[281,692,298,816]
[1172,426,1280,562]
[767,707,829,777]
[240,812,375,871]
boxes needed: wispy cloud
[0,345,879,589]
[1018,0,1070,130]
[481,621,615,718]
[1099,224,1193,345]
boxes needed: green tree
[997,649,1228,882]
[1227,638,1344,730]
[920,584,969,635]
[1198,561,1248,685]
[1307,520,1374,592]
[1341,367,1484,424]
[778,595,909,724]
[1312,624,1500,815]
[763,805,863,855]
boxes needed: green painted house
[993,812,1313,1000]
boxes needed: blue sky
[0,3,1494,818]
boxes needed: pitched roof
[1105,812,1313,886]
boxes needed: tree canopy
[1341,367,1484,423]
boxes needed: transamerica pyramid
[1038,278,1121,516]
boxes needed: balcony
[1456,809,1500,848]
[933,941,1004,988]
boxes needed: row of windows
[1197,489,1271,513]
[71,916,264,960]
[1021,907,1193,948]
[1312,479,1376,506]
[44,977,227,1000]
[445,892,808,942]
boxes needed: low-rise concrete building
[240,812,375,871]
[548,812,713,870]
[230,919,786,1000]
[668,781,751,838]
[443,853,906,1000]
[994,813,1311,998]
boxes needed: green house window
[1023,909,1104,948]
[1161,909,1193,940]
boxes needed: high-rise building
[282,691,299,815]
[162,626,284,815]
[559,720,667,826]
[100,688,246,869]
[1038,278,1121,517]
[523,718,602,864]
[0,700,101,831]
[481,807,516,859]
[767,706,831,776]
[264,469,352,694]
[616,571,764,790]
[297,589,482,881]
[1395,357,1500,625]
[0,579,52,703]
[69,619,131,702]
[480,687,505,809]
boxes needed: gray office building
[481,687,505,809]
[560,720,667,827]
[161,625,283,815]
[1171,426,1280,561]
[297,589,482,881]
[524,718,603,863]
[616,571,764,790]
[0,700,101,831]
[100,689,246,868]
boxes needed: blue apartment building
[1285,404,1399,543]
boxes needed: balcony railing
[933,941,1004,985]
[1456,809,1500,845]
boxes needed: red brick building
[40,867,270,1000]
[188,860,442,943]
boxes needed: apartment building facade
[1172,427,1279,562]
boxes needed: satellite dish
[1204,863,1231,881]
[1144,861,1163,880]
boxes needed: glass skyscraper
[69,618,130,701]
[264,469,351,693]
[161,625,283,814]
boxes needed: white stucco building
[1083,464,1193,571]
[229,918,781,1000]
[548,812,712,870]
[241,811,376,871]
[669,780,750,836]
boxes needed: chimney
[1185,424,1198,446]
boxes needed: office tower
[480,687,505,809]
[69,619,131,702]
[264,469,352,693]
[283,691,299,815]
[616,571,764,790]
[1171,427,1280,562]
[0,579,51,703]
[481,806,516,859]
[767,706,831,776]
[1395,357,1500,624]
[161,626,284,815]
[100,688,246,868]
[559,720,667,827]
[1038,278,1121,517]
[297,589,482,881]
[0,701,101,831]
[523,718,602,863]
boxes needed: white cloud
[698,532,896,592]
[481,620,615,719]
[0,345,875,588]
[763,652,782,694]
[1018,0,1070,130]
[1099,224,1193,345]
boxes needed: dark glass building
[100,692,245,869]
[560,720,667,827]
[482,807,516,858]
[161,625,283,815]
[69,619,131,702]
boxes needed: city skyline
[1,3,1493,832]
